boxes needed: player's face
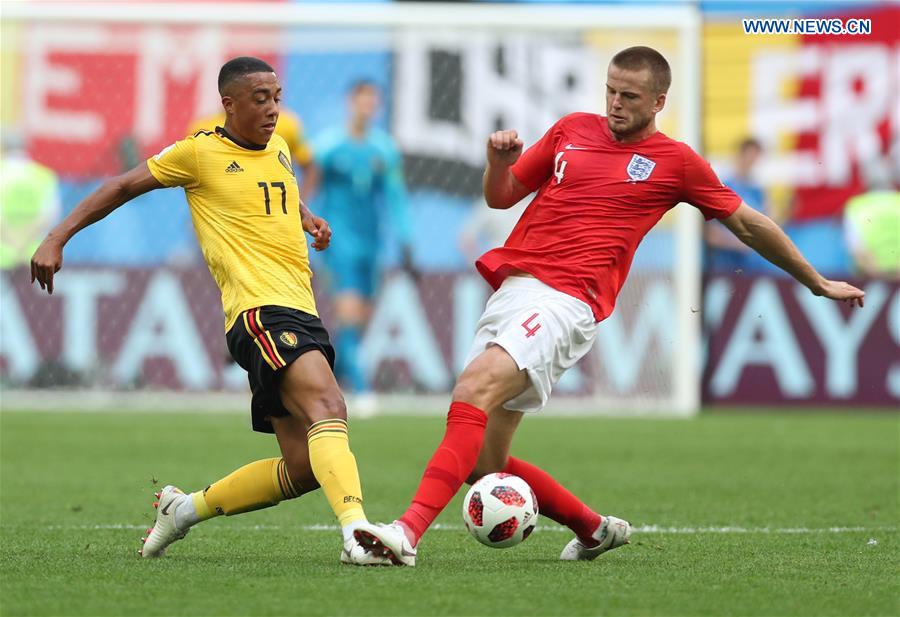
[738,143,762,171]
[605,65,666,141]
[222,72,281,146]
[350,85,380,124]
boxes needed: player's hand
[30,236,64,295]
[486,130,524,168]
[302,212,331,251]
[812,279,865,308]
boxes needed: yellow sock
[191,457,300,521]
[307,419,366,526]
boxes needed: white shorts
[464,276,598,413]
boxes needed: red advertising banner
[791,5,900,220]
[20,23,283,178]
[703,4,899,221]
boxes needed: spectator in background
[310,80,414,400]
[0,130,61,270]
[843,157,900,280]
[187,106,318,198]
[704,137,765,273]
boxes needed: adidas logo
[225,161,244,173]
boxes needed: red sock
[502,456,602,543]
[398,402,487,545]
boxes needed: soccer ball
[462,473,538,548]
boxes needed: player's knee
[282,456,319,494]
[452,364,486,400]
[305,390,348,424]
[466,465,498,485]
[283,457,305,483]
[467,458,506,485]
[452,370,502,410]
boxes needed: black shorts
[226,306,335,434]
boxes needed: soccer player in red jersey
[355,46,865,566]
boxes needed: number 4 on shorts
[521,313,541,338]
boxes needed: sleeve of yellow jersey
[146,138,199,188]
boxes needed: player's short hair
[218,57,276,95]
[348,79,379,96]
[738,137,763,154]
[611,46,671,94]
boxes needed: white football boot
[340,536,393,566]
[559,515,631,561]
[140,485,190,558]
[354,521,417,567]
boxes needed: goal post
[1,2,703,416]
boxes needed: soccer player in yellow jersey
[30,57,390,566]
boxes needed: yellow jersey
[147,128,317,331]
[186,110,313,167]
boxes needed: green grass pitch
[1,410,897,616]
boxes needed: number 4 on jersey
[554,152,567,184]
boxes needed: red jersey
[476,113,742,321]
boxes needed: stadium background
[0,0,897,411]
[0,3,897,616]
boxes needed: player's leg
[269,411,387,565]
[238,305,386,564]
[139,449,317,559]
[140,414,320,558]
[462,345,629,557]
[353,344,530,565]
[333,290,370,393]
[464,400,630,558]
[501,454,631,561]
[192,415,319,523]
[359,277,629,564]
[141,307,326,558]
[331,256,374,395]
[399,345,529,541]
[271,414,319,495]
[462,405,605,546]
[143,361,384,563]
[140,390,321,558]
[277,348,376,541]
[463,406,624,557]
[466,404,523,482]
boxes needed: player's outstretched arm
[31,162,163,294]
[483,130,530,209]
[721,203,865,307]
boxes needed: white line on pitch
[43,523,896,534]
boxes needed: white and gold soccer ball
[462,473,539,548]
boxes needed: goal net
[0,2,702,416]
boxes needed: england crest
[626,154,656,181]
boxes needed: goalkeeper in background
[309,80,415,401]
[30,57,390,566]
